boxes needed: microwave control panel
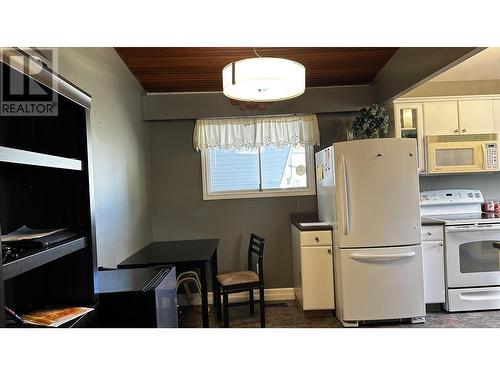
[485,143,497,169]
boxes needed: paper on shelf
[21,306,94,327]
[299,222,330,227]
[1,225,66,242]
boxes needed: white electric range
[421,189,500,312]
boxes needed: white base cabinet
[291,225,334,310]
[421,225,445,304]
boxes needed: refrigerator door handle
[350,251,416,261]
[340,154,350,236]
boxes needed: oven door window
[435,148,474,167]
[459,241,500,273]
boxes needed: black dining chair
[216,233,265,328]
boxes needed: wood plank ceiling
[115,47,398,93]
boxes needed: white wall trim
[185,287,295,306]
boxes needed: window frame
[200,145,316,200]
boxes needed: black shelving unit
[3,236,87,280]
[0,146,83,171]
[0,50,97,328]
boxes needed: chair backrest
[247,233,265,283]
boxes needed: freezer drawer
[337,245,425,321]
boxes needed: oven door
[445,224,500,288]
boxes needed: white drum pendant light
[222,57,305,102]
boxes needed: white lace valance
[193,114,320,151]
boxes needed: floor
[179,300,500,328]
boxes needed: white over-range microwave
[425,133,499,174]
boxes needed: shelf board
[0,146,82,171]
[3,236,87,280]
[401,127,417,131]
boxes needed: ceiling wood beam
[372,47,485,104]
[142,85,375,120]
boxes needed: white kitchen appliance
[420,189,500,312]
[316,138,425,327]
[425,133,498,174]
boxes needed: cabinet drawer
[421,225,443,241]
[300,230,332,246]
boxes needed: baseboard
[185,287,295,306]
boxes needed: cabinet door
[424,101,459,135]
[394,103,425,173]
[301,246,334,310]
[458,100,494,134]
[493,100,500,134]
[422,241,445,304]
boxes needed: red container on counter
[482,200,500,213]
[483,200,495,212]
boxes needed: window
[201,145,315,200]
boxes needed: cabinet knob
[427,232,432,236]
[315,237,320,242]
[328,249,332,254]
[462,128,467,133]
[454,129,459,133]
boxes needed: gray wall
[143,86,374,120]
[149,113,354,288]
[373,47,482,103]
[58,48,152,267]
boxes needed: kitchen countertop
[291,213,332,231]
[421,216,445,226]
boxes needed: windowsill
[202,189,316,201]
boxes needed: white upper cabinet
[423,101,459,135]
[393,95,500,175]
[422,98,495,136]
[458,99,494,134]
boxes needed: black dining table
[117,239,220,328]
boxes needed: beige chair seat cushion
[217,271,259,286]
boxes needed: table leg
[200,262,209,328]
[211,248,221,321]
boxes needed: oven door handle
[446,225,500,233]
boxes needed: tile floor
[179,300,500,328]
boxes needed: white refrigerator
[316,138,425,326]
